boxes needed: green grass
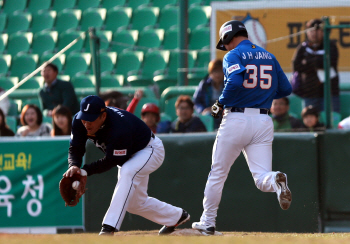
[2,230,350,244]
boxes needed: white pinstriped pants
[200,108,282,227]
[103,136,182,230]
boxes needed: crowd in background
[0,18,349,137]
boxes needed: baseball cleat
[99,224,116,236]
[192,222,215,236]
[158,209,190,235]
[275,172,292,210]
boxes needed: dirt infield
[2,229,350,244]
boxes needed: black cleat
[158,209,190,235]
[99,224,117,236]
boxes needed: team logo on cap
[84,104,90,111]
[221,25,232,38]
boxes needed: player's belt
[230,107,269,114]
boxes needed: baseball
[72,181,80,190]
[244,19,267,48]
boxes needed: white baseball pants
[103,136,182,230]
[200,108,282,227]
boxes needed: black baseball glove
[211,100,223,119]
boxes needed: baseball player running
[192,20,292,235]
[63,95,189,235]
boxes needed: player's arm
[274,60,292,99]
[218,71,245,105]
[81,132,132,176]
[68,115,88,168]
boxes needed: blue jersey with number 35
[218,40,292,109]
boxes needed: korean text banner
[211,1,350,73]
[0,138,83,228]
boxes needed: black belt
[231,107,269,114]
[151,132,155,139]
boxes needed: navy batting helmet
[216,20,247,51]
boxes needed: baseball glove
[59,173,87,207]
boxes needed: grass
[2,230,350,244]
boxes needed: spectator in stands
[0,87,10,116]
[0,108,14,136]
[270,97,303,131]
[300,105,325,132]
[51,105,72,136]
[141,103,170,134]
[16,104,52,137]
[193,59,224,129]
[338,116,350,129]
[171,95,207,133]
[291,19,340,112]
[39,63,80,117]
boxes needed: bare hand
[63,166,81,178]
[134,89,144,99]
[47,110,53,117]
[202,107,212,115]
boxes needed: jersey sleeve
[274,59,292,99]
[68,115,88,168]
[219,53,246,105]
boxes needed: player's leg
[101,136,183,234]
[243,114,291,210]
[194,112,248,234]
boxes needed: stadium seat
[189,0,203,6]
[340,92,350,119]
[188,6,211,29]
[152,0,177,8]
[130,6,159,31]
[141,50,170,78]
[287,94,303,119]
[189,27,210,50]
[105,7,132,32]
[77,0,101,11]
[84,30,112,52]
[187,72,206,86]
[160,85,197,111]
[167,51,196,78]
[0,76,17,90]
[99,52,117,74]
[31,31,58,55]
[64,53,91,77]
[0,54,11,75]
[55,9,82,33]
[10,54,39,79]
[195,49,210,71]
[6,32,33,56]
[0,13,7,33]
[102,0,127,9]
[31,10,56,33]
[18,77,43,90]
[2,0,27,14]
[6,116,17,133]
[22,97,42,110]
[163,96,178,120]
[27,0,52,13]
[39,53,66,72]
[158,5,178,29]
[7,99,21,116]
[101,74,123,87]
[80,8,107,31]
[57,30,85,55]
[320,111,342,128]
[57,75,70,81]
[6,12,32,34]
[127,50,169,87]
[199,114,214,132]
[110,29,138,53]
[128,0,150,9]
[340,82,350,91]
[153,75,177,95]
[0,34,8,54]
[115,50,144,78]
[162,27,178,50]
[71,74,95,88]
[52,0,77,12]
[136,28,164,51]
[133,97,159,118]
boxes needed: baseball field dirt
[2,229,350,244]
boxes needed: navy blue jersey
[219,40,292,109]
[68,107,152,176]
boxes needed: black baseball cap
[76,95,106,122]
[216,20,247,51]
